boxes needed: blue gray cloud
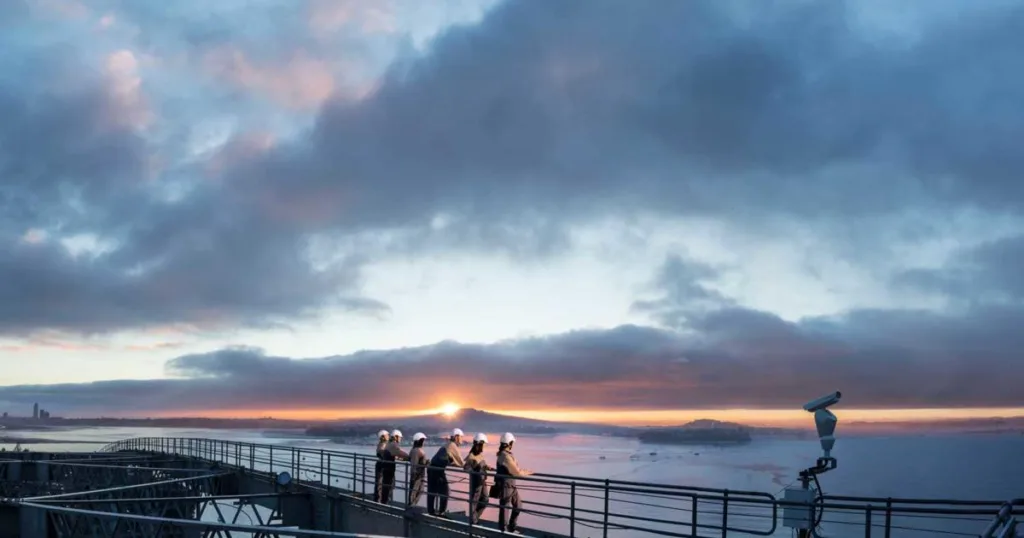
[3,237,1024,414]
[2,0,1024,411]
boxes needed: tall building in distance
[33,402,39,419]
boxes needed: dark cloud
[632,254,735,328]
[896,235,1024,304]
[0,5,385,336]
[4,0,1024,343]
[2,300,1021,415]
[7,236,1024,414]
[240,0,1024,236]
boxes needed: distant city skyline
[2,1,1024,422]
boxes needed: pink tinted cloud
[123,342,185,352]
[98,13,115,30]
[103,49,152,130]
[307,0,397,36]
[20,229,48,244]
[203,47,337,110]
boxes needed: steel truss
[3,452,400,538]
[26,471,230,503]
[19,501,395,538]
[45,462,215,493]
[28,494,300,537]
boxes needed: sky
[1,0,1024,426]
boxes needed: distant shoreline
[1,435,104,445]
[2,411,1020,438]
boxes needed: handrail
[101,437,1020,538]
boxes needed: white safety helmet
[413,432,427,442]
[474,433,488,443]
[391,429,403,438]
[451,428,464,437]
[378,430,389,438]
[500,432,516,444]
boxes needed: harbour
[1,436,1019,537]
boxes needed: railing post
[884,498,892,538]
[691,495,698,536]
[320,450,325,486]
[865,504,873,538]
[362,457,367,497]
[603,478,610,538]
[327,453,332,488]
[570,481,576,538]
[352,455,357,492]
[722,490,729,538]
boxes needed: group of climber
[373,428,532,534]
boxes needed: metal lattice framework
[17,501,396,538]
[1,451,401,538]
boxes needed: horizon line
[7,406,1024,427]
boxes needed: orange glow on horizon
[142,406,1024,426]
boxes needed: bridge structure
[0,437,1019,537]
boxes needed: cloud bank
[3,243,1023,413]
[2,0,1024,413]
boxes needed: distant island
[302,409,797,446]
[305,408,607,441]
[635,419,753,446]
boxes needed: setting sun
[440,403,460,417]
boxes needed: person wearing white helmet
[380,429,409,504]
[407,432,430,507]
[372,429,390,503]
[496,432,532,534]
[426,427,465,517]
[463,432,491,525]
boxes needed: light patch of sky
[60,233,117,259]
[186,118,239,159]
[223,215,916,359]
[0,346,177,385]
[239,248,644,358]
[845,0,1015,47]
[167,210,1009,362]
[390,0,502,52]
[6,207,1021,384]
